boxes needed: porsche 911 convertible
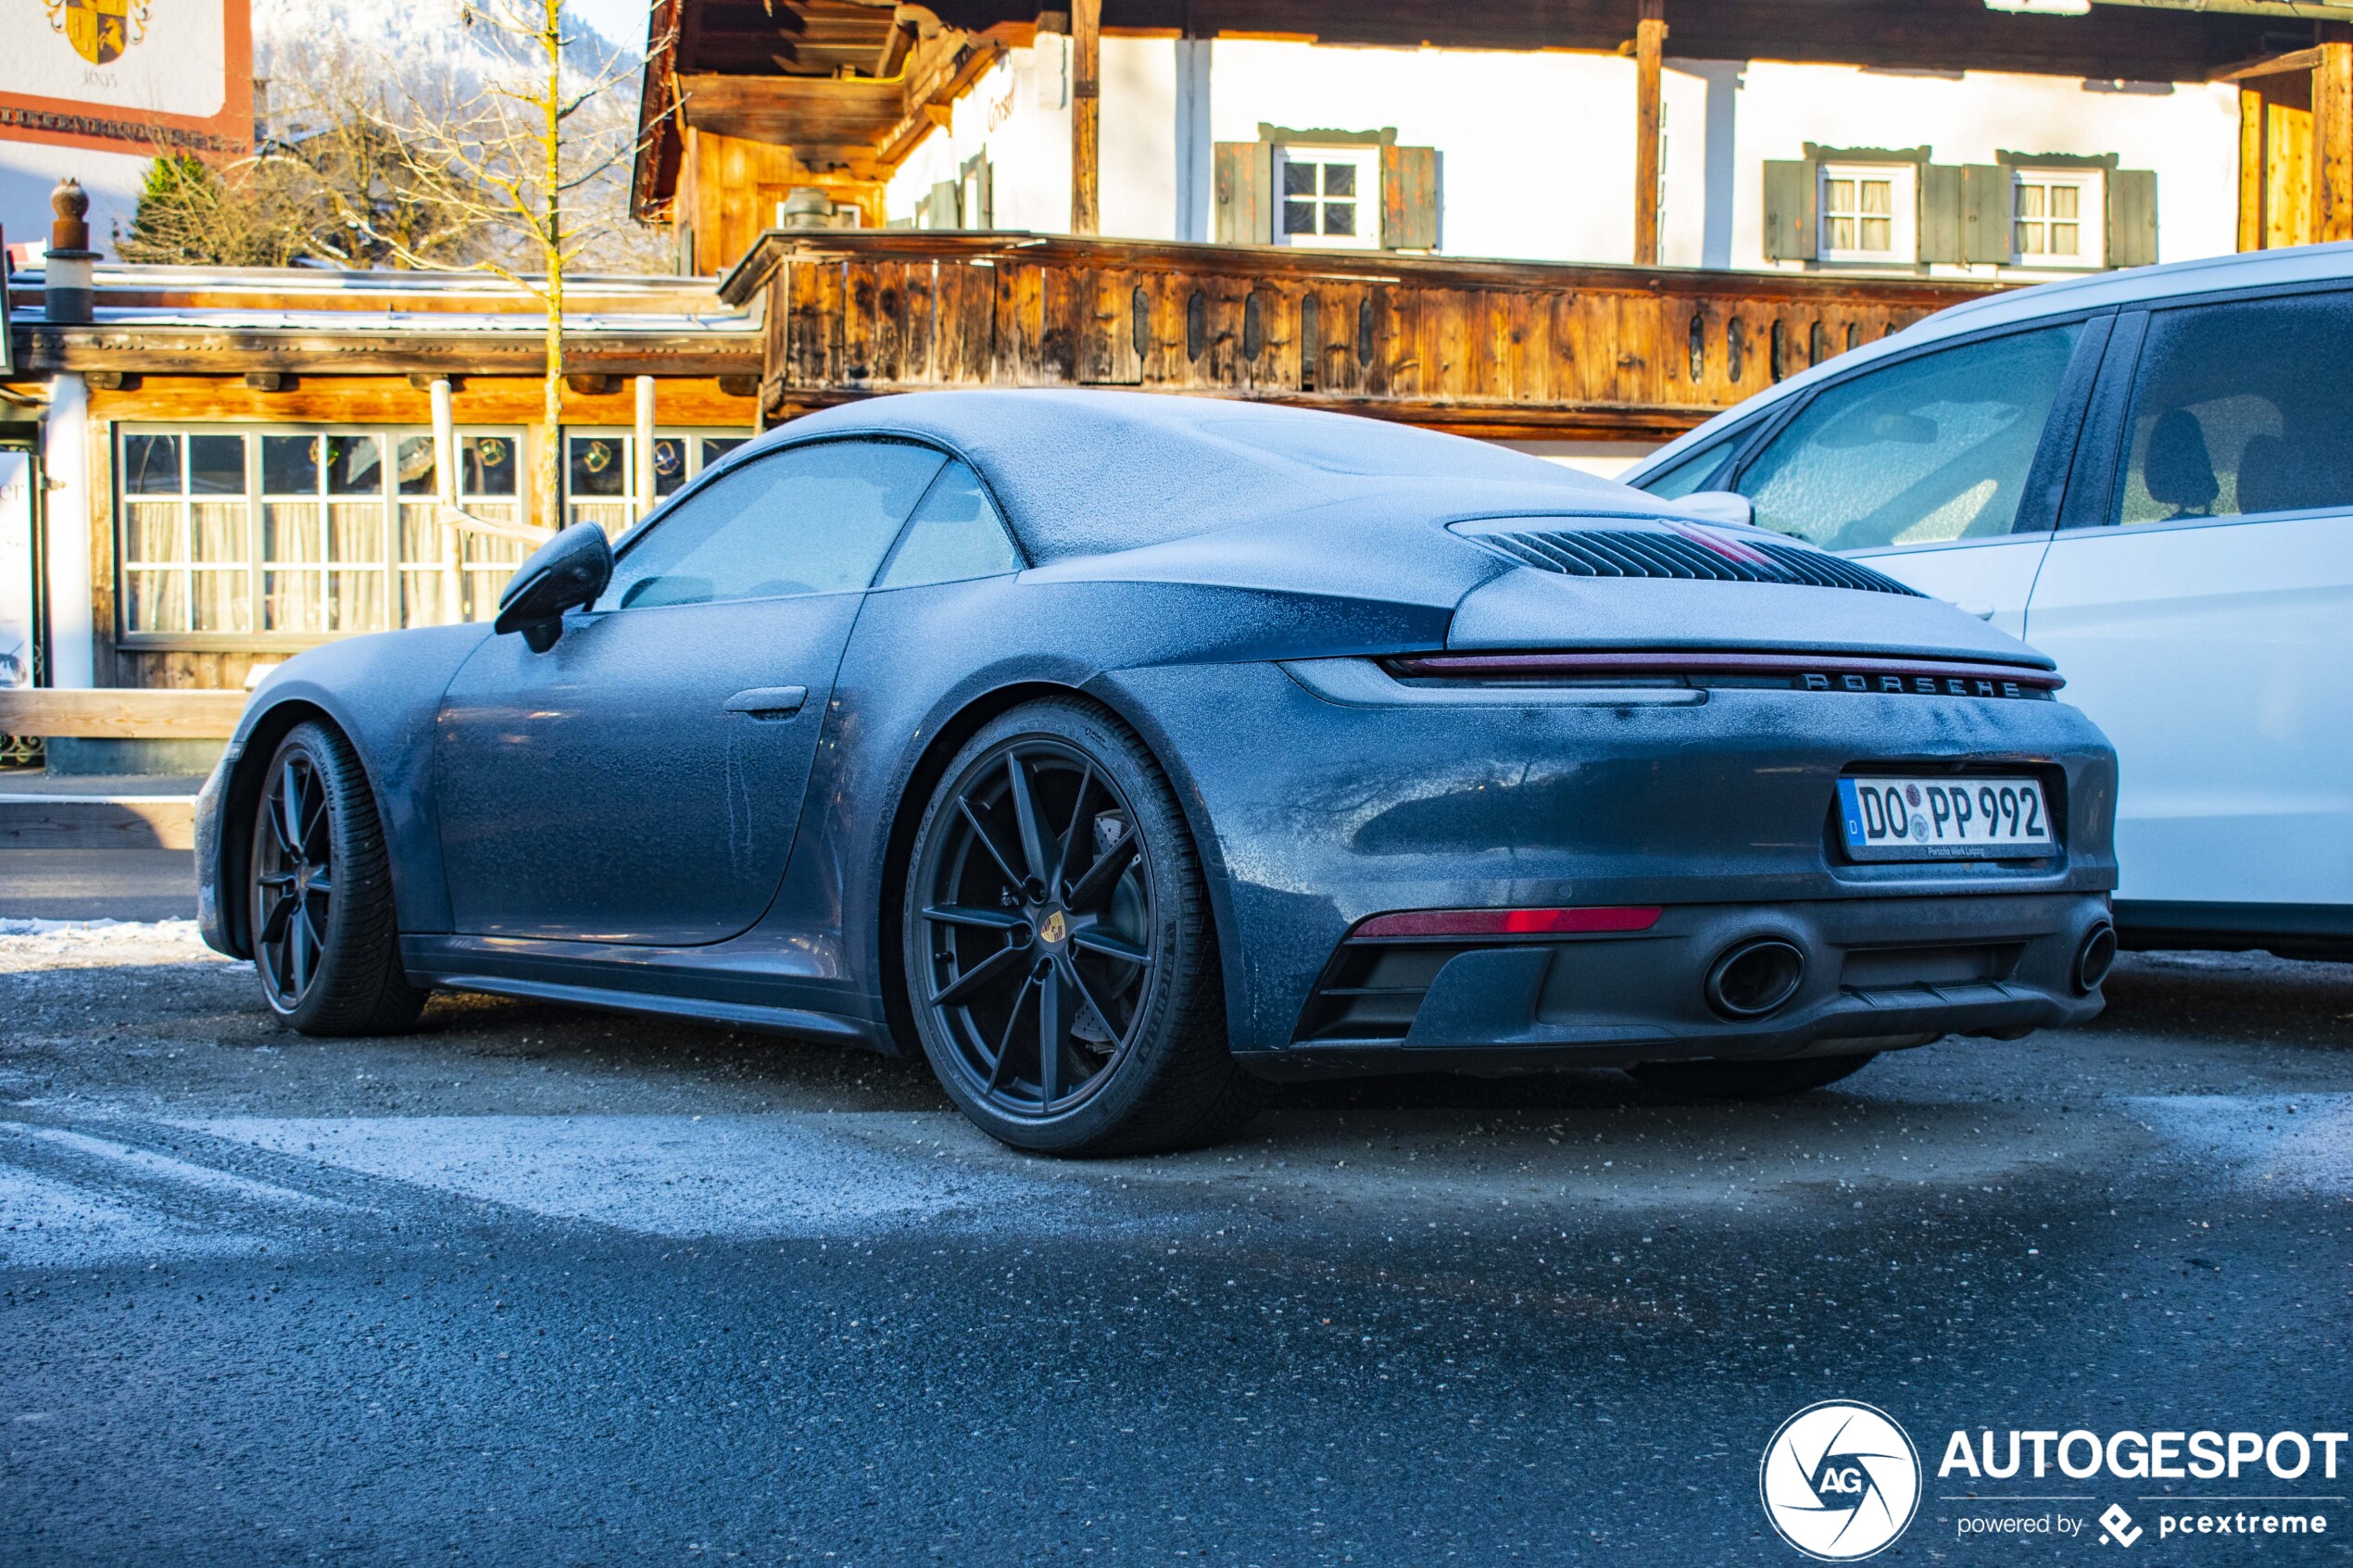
[194,391,2120,1155]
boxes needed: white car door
[1715,319,2106,637]
[2025,289,2353,922]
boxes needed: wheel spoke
[278,771,306,862]
[1057,953,1125,1046]
[1063,829,1139,911]
[1037,963,1068,1104]
[263,783,297,857]
[1003,752,1050,883]
[1070,925,1151,968]
[922,903,1024,932]
[288,905,314,994]
[1051,762,1094,891]
[931,942,1026,1010]
[955,798,1026,892]
[985,974,1037,1092]
[259,890,297,944]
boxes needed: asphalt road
[3,916,2349,1566]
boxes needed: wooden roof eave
[9,323,764,380]
[715,228,2005,310]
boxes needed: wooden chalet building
[8,0,2353,771]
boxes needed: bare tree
[255,40,491,270]
[115,150,321,266]
[335,0,674,529]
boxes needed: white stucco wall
[887,35,2244,276]
[885,39,1075,232]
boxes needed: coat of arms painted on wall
[44,0,153,65]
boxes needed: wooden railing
[0,689,248,740]
[720,232,2005,442]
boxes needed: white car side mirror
[1675,491,1754,529]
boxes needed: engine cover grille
[1460,520,1923,597]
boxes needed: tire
[248,721,427,1036]
[1628,1053,1879,1099]
[900,697,1260,1155]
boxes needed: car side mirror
[1675,490,1755,529]
[495,522,613,652]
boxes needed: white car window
[1736,325,2081,551]
[2111,292,2353,527]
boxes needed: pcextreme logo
[1760,1401,1923,1561]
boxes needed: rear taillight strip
[1386,650,2063,692]
[1353,905,1664,939]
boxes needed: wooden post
[2316,37,2353,243]
[1071,0,1101,236]
[1633,0,1667,266]
[633,375,658,527]
[429,377,461,625]
[2240,85,2268,251]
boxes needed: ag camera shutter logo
[1760,1401,1922,1561]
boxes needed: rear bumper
[1252,891,2111,1079]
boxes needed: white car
[1627,245,2353,960]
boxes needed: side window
[1637,431,1745,500]
[2112,294,2353,527]
[874,460,1022,588]
[1736,323,2082,551]
[599,440,947,610]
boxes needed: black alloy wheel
[903,699,1259,1155]
[248,721,426,1035]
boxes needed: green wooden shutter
[1381,144,1440,251]
[2110,169,2158,268]
[923,180,959,230]
[1762,159,1816,260]
[1214,141,1271,245]
[1920,164,1964,263]
[1961,164,2010,265]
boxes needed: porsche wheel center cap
[1038,909,1069,947]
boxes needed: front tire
[901,698,1259,1155]
[1628,1053,1879,1099]
[248,721,426,1036]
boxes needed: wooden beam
[2213,46,2325,83]
[0,688,246,739]
[2319,38,2353,243]
[1071,0,1101,236]
[1633,0,1667,267]
[2241,84,2267,252]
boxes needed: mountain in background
[253,0,641,90]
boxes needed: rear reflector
[1353,905,1663,939]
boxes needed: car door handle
[724,685,808,719]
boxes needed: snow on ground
[0,919,230,972]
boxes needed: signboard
[0,0,249,157]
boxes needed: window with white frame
[119,426,526,641]
[1818,162,1917,264]
[1274,145,1379,249]
[2012,168,2104,268]
[564,432,750,534]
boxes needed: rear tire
[900,698,1260,1156]
[1628,1053,1878,1099]
[248,721,426,1036]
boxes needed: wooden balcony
[720,232,2004,443]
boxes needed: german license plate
[1838,775,2054,861]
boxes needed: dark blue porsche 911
[194,391,2119,1155]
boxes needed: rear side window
[875,460,1022,588]
[1638,433,1743,499]
[1735,324,2081,550]
[2112,293,2353,526]
[600,439,946,610]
